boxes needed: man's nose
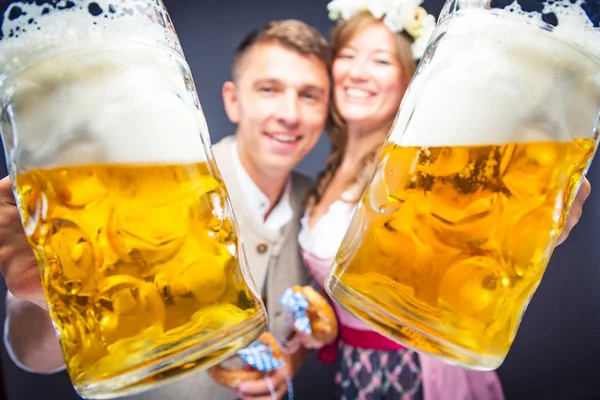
[276,90,300,127]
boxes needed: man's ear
[222,81,240,124]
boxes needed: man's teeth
[270,134,298,143]
[346,88,371,98]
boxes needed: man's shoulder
[211,135,234,153]
[211,136,236,171]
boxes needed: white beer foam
[0,0,179,74]
[0,1,208,167]
[392,1,600,147]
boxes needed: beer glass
[0,0,267,398]
[326,0,600,370]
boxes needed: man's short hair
[231,19,331,82]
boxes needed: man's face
[223,42,330,179]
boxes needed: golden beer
[0,2,267,395]
[326,0,600,369]
[15,162,264,391]
[330,139,595,368]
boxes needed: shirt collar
[230,141,293,231]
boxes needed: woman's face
[332,22,409,132]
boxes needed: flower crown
[326,0,437,60]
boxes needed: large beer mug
[0,0,267,398]
[327,0,600,370]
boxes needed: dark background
[1,0,600,399]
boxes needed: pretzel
[208,332,281,389]
[291,285,338,345]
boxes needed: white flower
[382,11,405,32]
[326,0,370,21]
[327,6,342,20]
[381,0,422,32]
[327,0,437,59]
[411,36,428,60]
[366,0,395,19]
[410,15,436,59]
[401,6,427,37]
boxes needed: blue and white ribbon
[279,288,312,335]
[238,342,283,372]
[237,340,294,400]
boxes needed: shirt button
[256,243,268,254]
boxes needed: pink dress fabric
[298,197,506,400]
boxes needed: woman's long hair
[306,11,417,208]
